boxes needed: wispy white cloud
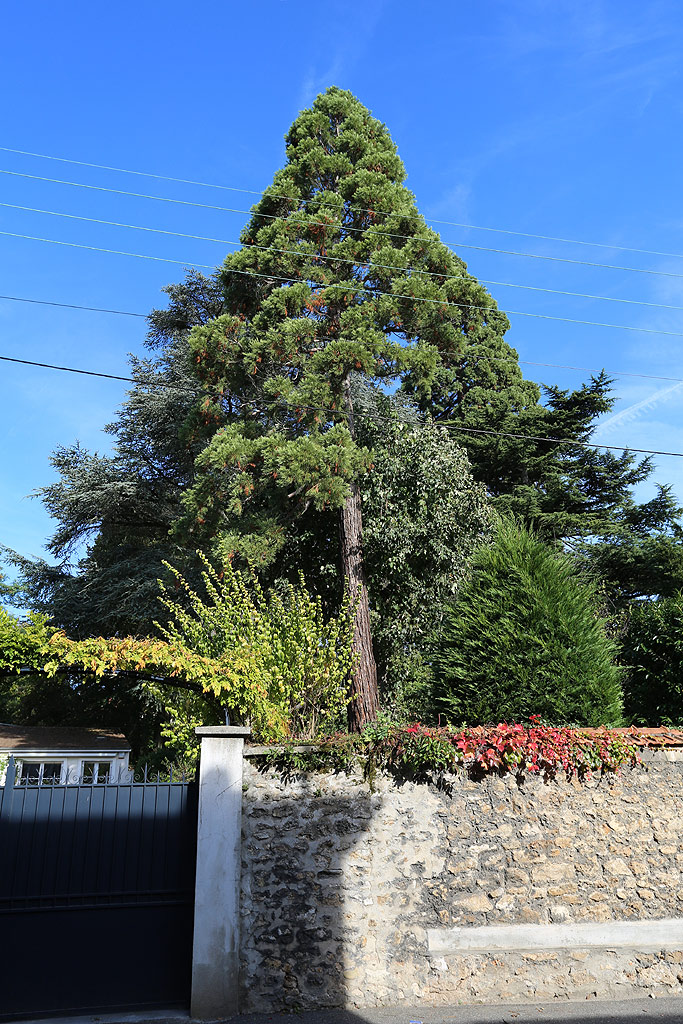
[493,0,674,60]
[298,56,346,110]
[595,380,683,436]
[295,0,388,110]
[430,1,679,218]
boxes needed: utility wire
[0,228,217,270]
[2,352,683,459]
[520,360,683,384]
[0,354,169,386]
[440,422,683,458]
[2,144,681,261]
[6,229,683,339]
[4,293,683,387]
[0,293,147,317]
[5,168,683,283]
[4,201,683,315]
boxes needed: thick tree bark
[341,379,379,731]
[340,480,379,730]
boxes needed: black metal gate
[0,757,198,1020]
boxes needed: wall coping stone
[243,728,683,760]
[195,725,251,738]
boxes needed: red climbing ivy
[260,716,645,782]
[378,717,642,779]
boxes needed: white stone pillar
[191,725,251,1020]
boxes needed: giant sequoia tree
[176,87,532,728]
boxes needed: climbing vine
[0,550,356,749]
[259,717,645,784]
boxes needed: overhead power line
[4,200,683,315]
[5,168,683,283]
[441,423,683,458]
[5,292,683,388]
[5,228,683,340]
[520,360,683,384]
[2,144,681,261]
[0,293,147,317]
[0,354,170,386]
[3,292,683,390]
[2,351,683,459]
[0,227,217,269]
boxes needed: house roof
[0,724,130,753]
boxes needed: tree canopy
[354,389,494,713]
[620,594,683,726]
[4,270,224,637]
[4,87,683,746]
[0,550,356,759]
[178,88,528,557]
[173,87,532,725]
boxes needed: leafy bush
[155,553,356,743]
[621,594,683,725]
[0,560,357,761]
[357,396,494,716]
[431,521,623,726]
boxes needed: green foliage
[620,595,683,726]
[452,372,621,535]
[577,494,683,608]
[156,553,357,742]
[431,522,623,727]
[0,604,284,757]
[0,607,54,665]
[7,87,683,745]
[259,720,641,784]
[355,389,495,712]
[0,571,18,600]
[9,96,683,656]
[170,86,536,725]
[444,370,683,608]
[176,87,526,564]
[0,559,357,760]
[141,683,216,769]
[3,270,224,637]
[0,607,220,756]
[0,607,232,689]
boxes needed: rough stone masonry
[239,752,683,1011]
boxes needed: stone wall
[239,752,683,1011]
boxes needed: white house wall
[0,749,130,785]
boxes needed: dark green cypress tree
[177,87,535,728]
[432,521,623,727]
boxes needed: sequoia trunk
[341,379,379,731]
[340,481,379,730]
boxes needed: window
[19,761,63,786]
[81,761,112,784]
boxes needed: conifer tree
[3,270,224,636]
[432,521,623,727]
[177,87,534,728]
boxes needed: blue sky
[2,0,683,571]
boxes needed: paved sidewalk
[14,999,683,1024]
[238,999,683,1024]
